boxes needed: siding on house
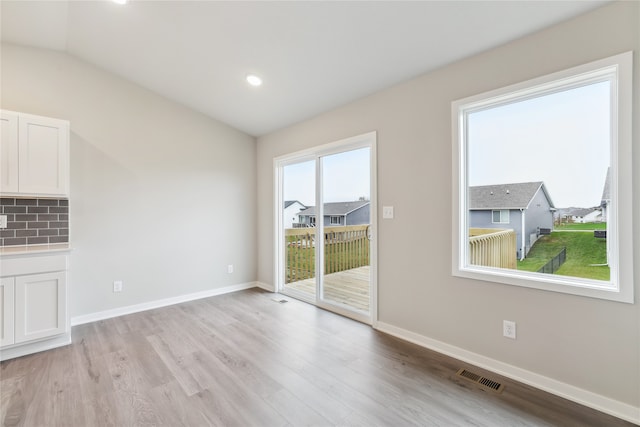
[469,182,554,258]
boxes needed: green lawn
[517,231,609,281]
[555,222,606,230]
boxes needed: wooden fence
[469,228,517,269]
[284,225,369,283]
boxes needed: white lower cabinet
[14,271,66,344]
[0,277,15,347]
[0,253,69,360]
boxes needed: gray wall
[257,1,639,411]
[345,205,370,226]
[523,188,554,251]
[1,43,257,318]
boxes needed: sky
[467,80,610,208]
[283,147,370,206]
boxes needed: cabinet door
[0,111,19,193]
[0,277,15,347]
[18,114,69,196]
[14,271,66,344]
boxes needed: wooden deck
[284,266,370,312]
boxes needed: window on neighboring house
[309,216,316,226]
[330,216,341,225]
[492,210,509,224]
[452,52,633,303]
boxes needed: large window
[452,52,633,303]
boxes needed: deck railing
[469,228,517,269]
[285,225,369,283]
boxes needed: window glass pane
[467,81,610,280]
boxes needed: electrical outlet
[113,280,123,292]
[503,320,516,339]
[0,215,7,229]
[227,264,234,274]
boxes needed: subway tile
[3,237,27,246]
[49,236,69,243]
[28,206,49,214]
[28,221,49,229]
[37,213,59,221]
[3,206,26,214]
[27,237,49,245]
[1,198,70,247]
[0,230,15,238]
[15,214,38,222]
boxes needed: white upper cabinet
[0,110,70,197]
[0,111,19,193]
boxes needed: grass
[517,231,609,281]
[554,222,606,230]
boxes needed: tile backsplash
[0,198,69,246]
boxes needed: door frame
[273,131,378,326]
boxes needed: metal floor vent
[456,368,505,394]
[271,297,289,304]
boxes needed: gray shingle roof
[469,181,554,210]
[284,200,305,209]
[298,200,369,216]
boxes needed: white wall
[257,1,639,419]
[1,43,257,318]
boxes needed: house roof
[568,207,600,217]
[299,201,369,217]
[469,182,555,210]
[284,200,305,209]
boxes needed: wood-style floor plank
[0,288,635,427]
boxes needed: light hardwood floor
[0,288,634,426]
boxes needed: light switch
[382,206,394,219]
[0,215,7,229]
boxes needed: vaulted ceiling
[1,1,608,136]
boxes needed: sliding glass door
[276,133,376,324]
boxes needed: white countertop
[0,243,72,257]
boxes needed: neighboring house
[298,200,370,227]
[469,181,555,260]
[568,207,601,223]
[283,200,306,229]
[600,167,611,223]
[600,167,611,266]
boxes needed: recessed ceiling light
[112,0,128,5]
[246,75,263,87]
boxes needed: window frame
[330,216,341,225]
[451,52,634,303]
[491,209,510,224]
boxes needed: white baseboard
[255,281,275,292]
[0,333,71,361]
[71,282,258,326]
[375,321,640,425]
